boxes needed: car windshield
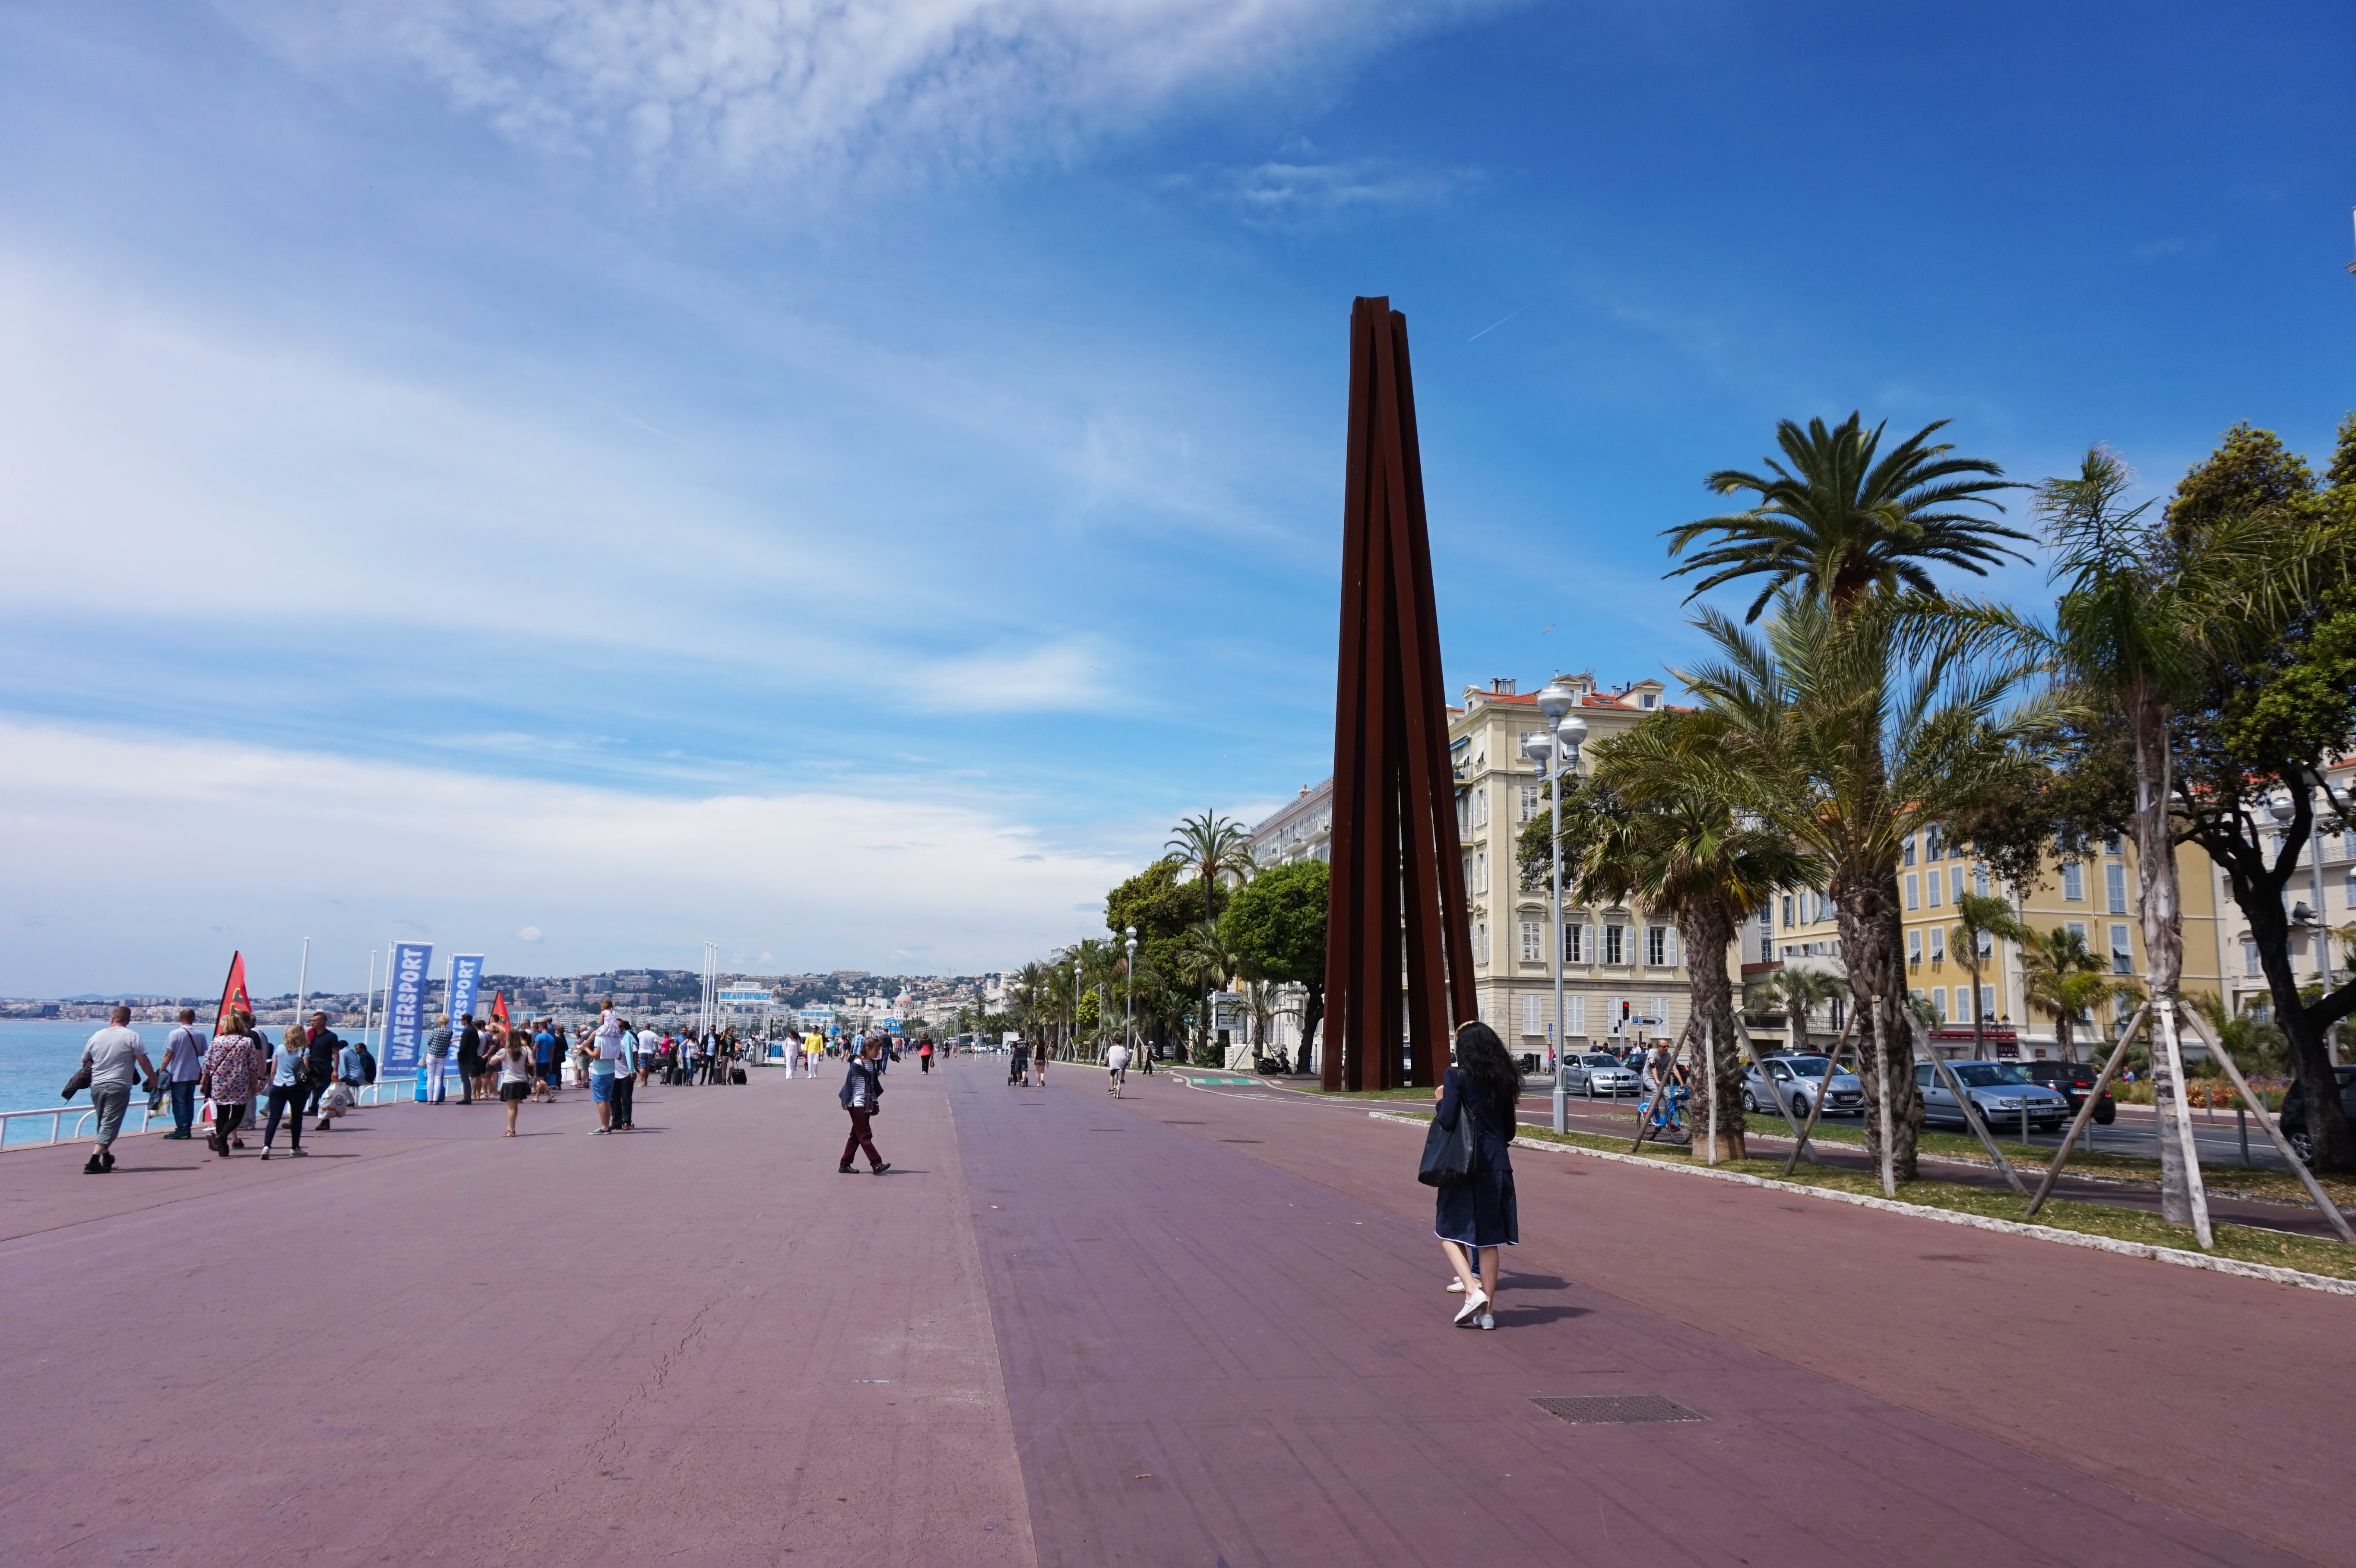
[1582,1055,1618,1067]
[1951,1063,2030,1087]
[1777,1058,1830,1077]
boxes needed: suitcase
[730,1067,747,1085]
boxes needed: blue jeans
[170,1079,199,1135]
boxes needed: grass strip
[1375,1109,2356,1283]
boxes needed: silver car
[1562,1052,1641,1097]
[1914,1060,2070,1131]
[1743,1054,1865,1118]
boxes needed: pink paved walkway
[3,1061,2346,1567]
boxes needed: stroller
[1007,1048,1027,1087]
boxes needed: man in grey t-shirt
[79,1006,157,1173]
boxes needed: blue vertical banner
[449,954,485,1028]
[383,942,433,1077]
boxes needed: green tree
[1577,710,1819,1159]
[1664,413,2029,621]
[1948,890,2033,1059]
[1759,965,1846,1052]
[1105,857,1215,1062]
[2027,441,2342,1210]
[2160,420,2356,1171]
[1165,810,1257,925]
[1219,858,1329,1072]
[1174,919,1242,1065]
[2017,926,2138,1062]
[1675,590,2046,1179]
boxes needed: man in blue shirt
[608,1024,638,1132]
[159,1008,207,1140]
[532,1022,558,1101]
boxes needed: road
[3,1062,2349,1567]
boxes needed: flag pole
[295,937,311,1026]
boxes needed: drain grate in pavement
[1530,1395,1706,1426]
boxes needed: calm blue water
[0,1018,381,1146]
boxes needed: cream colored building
[1447,675,1729,1061]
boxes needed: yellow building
[1770,828,2225,1060]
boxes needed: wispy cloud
[1172,153,1485,228]
[226,0,1501,183]
[0,718,1137,991]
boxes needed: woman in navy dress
[1434,1021,1520,1329]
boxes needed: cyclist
[1637,1037,1690,1146]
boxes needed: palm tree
[2185,992,2289,1078]
[2019,926,2140,1062]
[1165,811,1257,925]
[1949,891,2033,1057]
[1674,589,2048,1179]
[1578,711,1818,1161]
[2025,446,2324,1219]
[1760,965,1846,1052]
[1665,413,2030,622]
[1174,919,1241,1066]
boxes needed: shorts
[591,1073,614,1103]
[501,1081,531,1102]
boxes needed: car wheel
[2093,1104,2115,1126]
[1789,1094,1810,1120]
[2290,1131,2314,1166]
[1742,1089,1759,1113]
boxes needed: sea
[0,1018,380,1147]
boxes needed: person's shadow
[1488,1304,1591,1326]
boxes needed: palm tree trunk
[1678,899,1744,1161]
[2127,674,2195,1226]
[1837,868,1920,1179]
[1967,944,1985,1057]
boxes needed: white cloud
[0,718,1135,992]
[226,0,1500,180]
[1183,156,1486,227]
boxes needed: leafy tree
[1220,858,1329,1072]
[1664,413,2029,621]
[1948,891,2033,1058]
[1165,810,1257,925]
[1174,919,1242,1065]
[1758,965,1846,1051]
[2160,420,2356,1171]
[2185,993,2287,1078]
[1577,709,1818,1160]
[1674,589,2046,1179]
[2017,926,2138,1062]
[1105,857,1217,1061]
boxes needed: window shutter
[1567,996,1586,1036]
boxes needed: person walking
[159,1008,206,1140]
[587,1018,618,1135]
[334,1032,369,1121]
[918,1036,934,1075]
[76,1006,158,1173]
[200,1013,264,1157]
[608,1023,638,1131]
[260,1025,312,1160]
[838,1038,889,1175]
[304,1012,344,1130]
[422,1015,454,1103]
[455,1013,484,1105]
[532,1020,558,1102]
[1030,1036,1048,1088]
[1105,1039,1130,1097]
[493,1026,534,1136]
[1433,1021,1521,1331]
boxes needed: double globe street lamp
[1522,677,1589,1134]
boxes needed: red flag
[214,952,251,1034]
[491,990,510,1025]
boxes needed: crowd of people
[69,1000,958,1167]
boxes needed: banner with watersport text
[449,955,485,1032]
[384,942,433,1081]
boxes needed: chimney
[1490,677,1517,695]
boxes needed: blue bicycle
[1634,1079,1691,1148]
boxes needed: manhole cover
[1531,1396,1705,1426]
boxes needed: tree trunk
[1836,868,1920,1179]
[1967,944,1985,1057]
[1678,899,1745,1160]
[1298,980,1325,1076]
[2127,674,2195,1225]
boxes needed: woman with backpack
[838,1038,890,1174]
[1433,1021,1520,1330]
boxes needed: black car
[2281,1067,2356,1166]
[2019,1060,2117,1125]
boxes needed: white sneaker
[1477,1313,1496,1331]
[1452,1290,1488,1325]
[1446,1280,1465,1293]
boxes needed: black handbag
[1418,1102,1477,1188]
[61,1064,92,1100]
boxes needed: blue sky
[3,0,2350,995]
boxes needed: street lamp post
[1529,678,1587,1135]
[1125,926,1138,1069]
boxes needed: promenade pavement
[2,1060,2346,1567]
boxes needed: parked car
[2281,1066,2356,1166]
[1563,1052,1641,1097]
[1742,1055,1865,1118]
[1913,1060,2070,1132]
[2018,1059,2117,1125]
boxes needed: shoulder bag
[1418,1100,1476,1188]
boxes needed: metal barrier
[2,1078,424,1150]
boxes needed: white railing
[1,1077,421,1150]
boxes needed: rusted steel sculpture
[1322,297,1476,1091]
